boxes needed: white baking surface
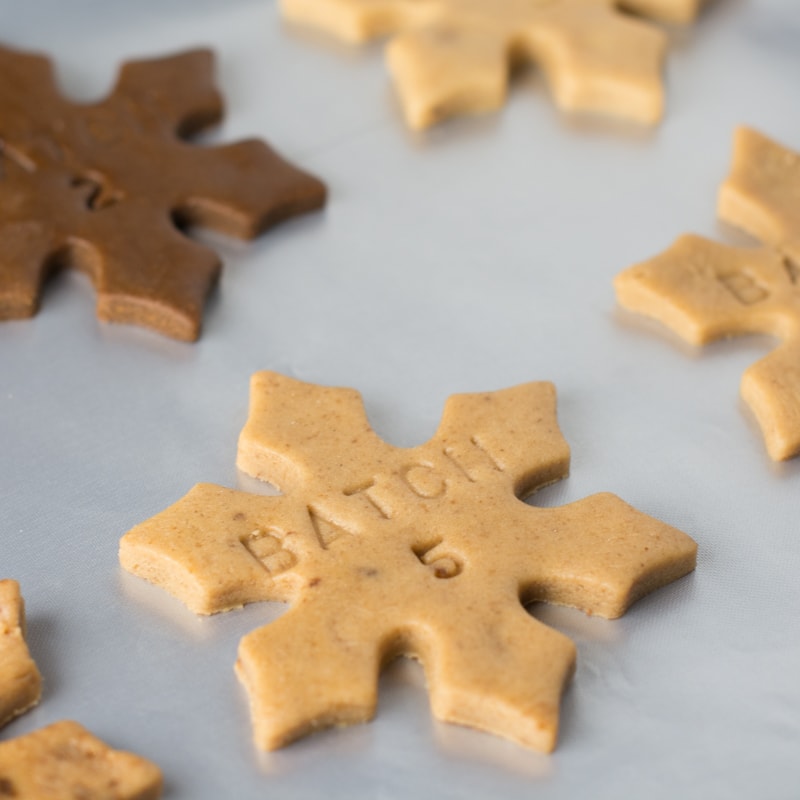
[1,0,799,797]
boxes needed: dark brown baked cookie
[0,45,326,340]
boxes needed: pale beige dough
[615,127,800,461]
[0,579,42,727]
[280,0,706,128]
[0,720,162,799]
[121,372,697,753]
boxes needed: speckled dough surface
[0,44,326,340]
[120,372,697,753]
[615,127,800,461]
[0,579,41,728]
[281,0,706,128]
[0,721,163,800]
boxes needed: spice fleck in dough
[281,0,706,129]
[121,372,696,753]
[615,127,800,461]
[0,579,42,728]
[0,721,162,800]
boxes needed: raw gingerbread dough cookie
[0,721,162,799]
[0,579,42,727]
[615,127,800,461]
[121,372,697,753]
[0,45,326,341]
[281,0,706,129]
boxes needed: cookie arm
[238,371,394,494]
[386,26,509,130]
[0,721,163,800]
[0,221,54,320]
[425,605,575,752]
[119,484,311,614]
[0,580,42,728]
[741,341,800,461]
[111,49,223,138]
[236,600,382,750]
[522,8,666,124]
[0,45,64,149]
[615,235,797,345]
[622,0,705,24]
[435,381,570,498]
[718,127,800,249]
[170,139,327,240]
[77,203,220,341]
[280,0,436,43]
[514,494,697,619]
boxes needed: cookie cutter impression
[120,372,696,753]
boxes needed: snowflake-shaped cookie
[282,0,705,128]
[616,128,800,461]
[0,45,326,340]
[121,372,696,752]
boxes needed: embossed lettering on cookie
[120,373,698,754]
[0,45,327,341]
